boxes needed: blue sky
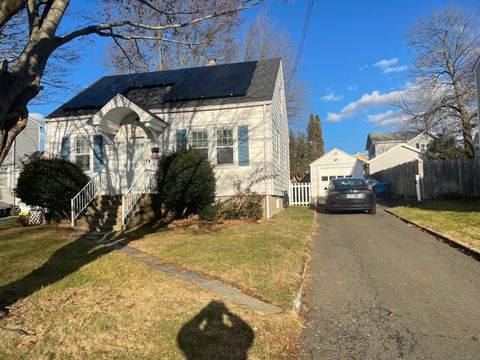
[31,0,480,154]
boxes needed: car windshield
[332,178,367,188]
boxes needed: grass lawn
[0,207,314,359]
[113,206,315,310]
[389,200,480,252]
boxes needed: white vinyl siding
[270,64,289,196]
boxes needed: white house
[366,131,431,159]
[368,143,423,174]
[309,148,364,201]
[0,117,44,215]
[44,58,289,224]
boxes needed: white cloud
[374,57,408,74]
[367,110,409,128]
[374,57,398,69]
[383,65,409,73]
[321,92,343,103]
[326,90,396,122]
[346,85,357,91]
[359,64,368,71]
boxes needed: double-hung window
[75,137,90,171]
[216,128,233,164]
[190,130,209,158]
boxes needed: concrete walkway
[85,234,282,315]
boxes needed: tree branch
[55,0,263,47]
[0,0,24,30]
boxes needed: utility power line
[289,0,313,84]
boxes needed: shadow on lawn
[0,220,168,314]
[177,301,254,360]
[0,217,225,314]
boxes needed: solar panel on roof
[61,61,258,110]
[164,61,257,101]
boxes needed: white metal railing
[71,172,103,226]
[289,182,311,206]
[121,169,156,228]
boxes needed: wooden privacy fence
[289,182,311,205]
[371,161,419,198]
[371,158,480,199]
[422,158,480,199]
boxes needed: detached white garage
[310,148,364,201]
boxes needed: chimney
[207,58,217,67]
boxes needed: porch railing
[71,172,103,227]
[121,169,156,228]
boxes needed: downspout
[263,104,270,220]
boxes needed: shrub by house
[15,157,89,222]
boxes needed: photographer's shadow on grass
[177,301,254,360]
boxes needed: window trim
[189,129,209,159]
[74,136,91,172]
[215,127,234,165]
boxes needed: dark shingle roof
[368,131,419,143]
[47,58,281,118]
[365,130,420,150]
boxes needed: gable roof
[310,148,357,166]
[353,152,369,163]
[368,143,422,164]
[365,131,420,150]
[47,58,281,119]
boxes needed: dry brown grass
[0,211,311,359]
[390,200,480,252]
[115,207,315,310]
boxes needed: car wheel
[369,207,376,215]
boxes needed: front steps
[75,194,157,232]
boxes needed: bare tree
[104,0,242,73]
[393,6,479,158]
[0,0,262,166]
[234,11,310,122]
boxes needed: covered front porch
[71,95,168,227]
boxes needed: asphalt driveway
[300,204,480,360]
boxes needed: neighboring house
[44,58,289,219]
[309,148,364,201]
[0,117,44,214]
[353,152,369,164]
[366,131,431,159]
[368,143,423,175]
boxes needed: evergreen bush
[155,148,216,219]
[15,157,89,222]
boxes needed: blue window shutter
[93,135,104,173]
[176,129,187,150]
[238,125,250,166]
[60,136,70,160]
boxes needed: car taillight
[364,189,374,195]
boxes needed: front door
[106,123,148,195]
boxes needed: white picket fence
[289,182,311,206]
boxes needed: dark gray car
[324,177,376,214]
